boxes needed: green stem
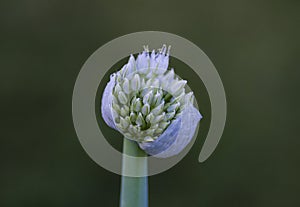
[120,138,148,207]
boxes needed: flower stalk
[120,138,148,207]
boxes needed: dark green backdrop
[1,0,299,206]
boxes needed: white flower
[101,45,202,158]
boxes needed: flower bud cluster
[101,45,202,157]
[110,46,194,143]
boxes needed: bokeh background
[1,0,299,206]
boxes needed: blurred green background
[1,0,299,206]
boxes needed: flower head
[101,45,202,158]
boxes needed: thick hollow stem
[120,138,148,207]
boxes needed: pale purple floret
[154,53,169,74]
[125,55,136,79]
[136,48,169,74]
[136,51,149,73]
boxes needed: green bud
[122,78,130,94]
[145,128,156,136]
[112,103,120,113]
[143,91,153,105]
[131,74,141,91]
[136,113,146,128]
[141,103,150,115]
[167,102,180,112]
[146,113,154,123]
[129,125,140,134]
[130,96,137,111]
[112,108,119,120]
[115,123,123,130]
[123,105,129,113]
[120,117,130,129]
[120,64,128,77]
[114,83,122,95]
[173,91,185,104]
[151,112,165,124]
[118,91,128,105]
[163,102,171,111]
[120,106,129,117]
[133,98,142,112]
[152,91,163,107]
[151,101,164,115]
[116,73,122,83]
[150,123,159,129]
[129,112,137,122]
